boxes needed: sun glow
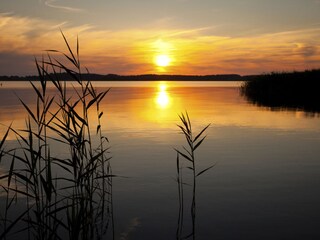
[156,83,170,108]
[155,54,171,67]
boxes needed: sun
[155,55,171,67]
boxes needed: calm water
[1,81,320,239]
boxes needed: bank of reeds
[241,69,320,113]
[175,112,214,240]
[0,32,114,240]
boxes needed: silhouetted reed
[241,69,320,114]
[175,112,213,240]
[0,32,114,240]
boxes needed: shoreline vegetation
[0,33,115,240]
[241,69,320,113]
[0,73,243,81]
[0,32,215,240]
[1,69,319,82]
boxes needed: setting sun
[155,55,171,67]
[1,1,320,239]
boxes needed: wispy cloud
[0,13,90,53]
[0,13,320,75]
[164,26,214,38]
[44,0,84,12]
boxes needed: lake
[1,81,320,239]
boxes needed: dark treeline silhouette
[241,69,320,113]
[0,73,243,81]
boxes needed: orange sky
[1,1,320,76]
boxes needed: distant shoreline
[1,69,319,82]
[0,73,244,81]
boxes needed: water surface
[1,81,320,239]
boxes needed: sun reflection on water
[155,83,171,109]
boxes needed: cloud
[0,52,35,76]
[44,0,84,12]
[0,13,320,76]
[0,13,91,53]
[295,44,318,57]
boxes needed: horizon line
[1,68,320,78]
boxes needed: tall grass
[241,69,320,113]
[175,112,214,240]
[0,32,114,240]
[0,33,217,240]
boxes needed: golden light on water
[1,83,320,139]
[155,83,170,108]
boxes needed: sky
[0,0,320,76]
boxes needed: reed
[241,69,320,113]
[175,112,214,240]
[0,32,114,240]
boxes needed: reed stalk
[0,32,114,240]
[175,112,213,240]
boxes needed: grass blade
[174,148,193,162]
[0,208,30,239]
[196,164,216,177]
[193,136,207,151]
[193,124,210,143]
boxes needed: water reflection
[1,83,320,140]
[155,83,170,109]
[1,81,320,239]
